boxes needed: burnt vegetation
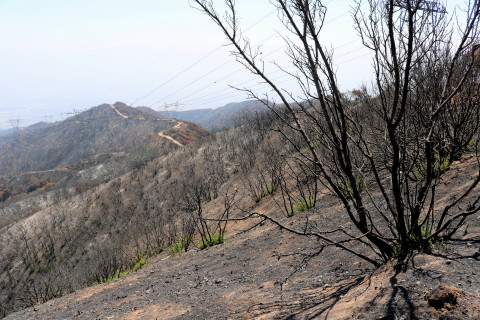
[1,0,480,318]
[0,112,280,316]
[193,0,480,263]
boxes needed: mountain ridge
[139,99,268,130]
[0,102,209,229]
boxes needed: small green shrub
[204,193,219,204]
[254,184,277,203]
[38,266,50,273]
[133,254,146,271]
[93,270,131,285]
[446,140,476,161]
[93,271,125,285]
[287,198,315,217]
[411,156,451,181]
[263,184,277,197]
[197,232,225,250]
[93,255,147,285]
[338,177,364,200]
[169,235,192,256]
[392,225,434,257]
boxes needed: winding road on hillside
[109,104,184,147]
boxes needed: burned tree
[193,0,480,264]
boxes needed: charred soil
[5,156,480,320]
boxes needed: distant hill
[0,128,15,137]
[0,102,208,175]
[139,100,268,130]
[0,102,208,210]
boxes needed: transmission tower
[43,115,54,123]
[8,119,22,136]
[155,102,184,118]
[7,119,22,148]
[9,119,21,129]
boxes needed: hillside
[139,100,268,130]
[0,102,208,229]
[4,152,480,320]
[0,118,260,317]
[0,128,15,137]
[2,0,480,318]
[1,105,479,319]
[0,102,205,175]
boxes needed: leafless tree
[193,0,480,264]
[15,274,68,308]
[90,247,127,284]
[180,170,216,248]
[245,143,282,203]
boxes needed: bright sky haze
[0,0,458,129]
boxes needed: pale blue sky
[0,1,461,129]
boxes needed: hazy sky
[0,0,459,129]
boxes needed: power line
[183,69,290,106]
[110,19,214,92]
[139,0,339,108]
[4,2,365,132]
[131,45,226,106]
[156,44,287,108]
[131,9,279,107]
[183,46,373,108]
[151,60,233,106]
[150,3,359,108]
[179,36,364,107]
[185,75,294,108]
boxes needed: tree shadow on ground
[378,263,416,320]
[244,275,366,319]
[245,260,422,320]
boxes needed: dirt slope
[5,157,480,320]
[6,214,479,320]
